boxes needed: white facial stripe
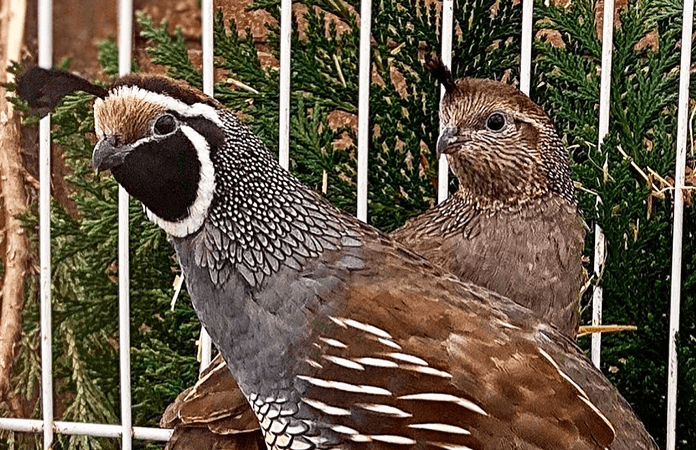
[107,85,222,127]
[126,134,158,148]
[144,125,215,237]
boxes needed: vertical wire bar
[437,0,454,204]
[38,0,53,448]
[278,0,292,171]
[591,224,605,367]
[199,0,214,373]
[591,0,614,369]
[118,0,133,448]
[356,0,373,222]
[519,0,533,96]
[666,0,693,447]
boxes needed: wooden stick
[578,324,638,337]
[0,0,29,407]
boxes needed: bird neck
[433,186,575,236]
[454,184,547,213]
[183,111,362,290]
[171,120,368,393]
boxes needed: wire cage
[0,0,691,449]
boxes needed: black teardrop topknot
[16,67,108,117]
[425,55,456,93]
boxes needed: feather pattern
[15,67,657,450]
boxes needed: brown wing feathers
[16,65,653,450]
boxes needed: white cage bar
[38,0,53,448]
[0,1,684,448]
[118,0,133,448]
[198,0,215,373]
[0,418,172,441]
[356,0,373,222]
[437,0,454,203]
[279,0,293,172]
[591,0,615,370]
[519,0,533,96]
[666,0,693,447]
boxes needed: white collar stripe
[144,124,216,237]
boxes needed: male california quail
[159,58,652,450]
[18,67,656,450]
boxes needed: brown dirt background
[24,0,275,78]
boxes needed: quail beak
[92,136,131,172]
[436,127,470,158]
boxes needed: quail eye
[485,112,506,132]
[153,114,177,136]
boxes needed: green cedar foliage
[535,0,695,447]
[3,0,694,449]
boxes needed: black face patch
[112,130,201,222]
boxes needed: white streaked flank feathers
[386,352,429,365]
[319,337,348,348]
[356,403,412,418]
[322,355,365,370]
[329,316,393,339]
[301,398,351,416]
[296,375,391,395]
[399,393,487,416]
[370,435,417,445]
[408,423,471,435]
[352,357,399,368]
